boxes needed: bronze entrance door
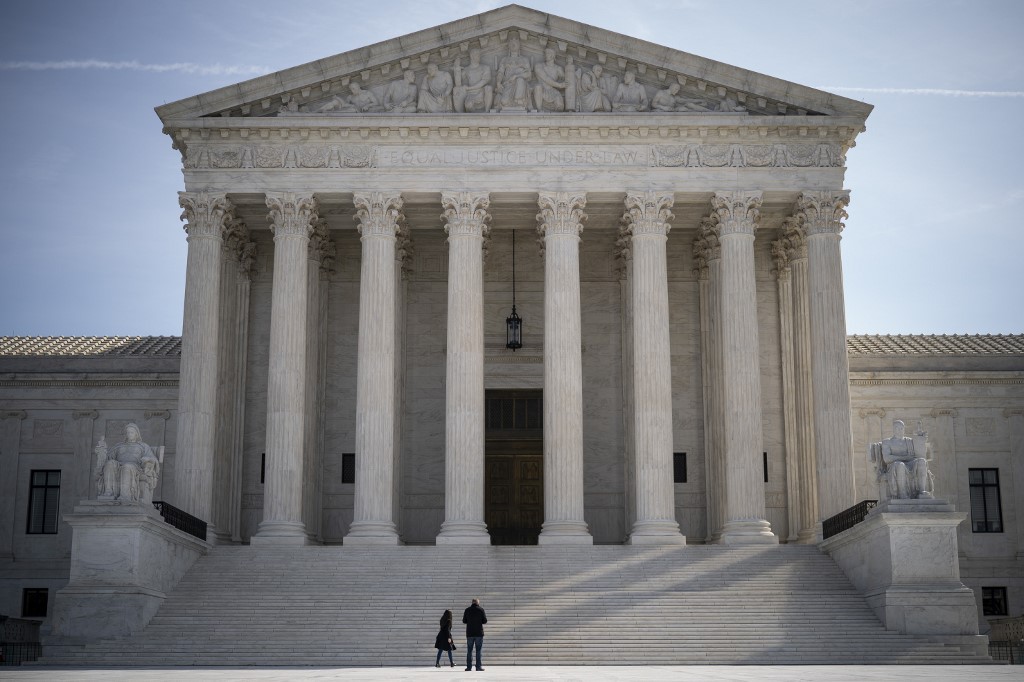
[486,453,543,545]
[484,390,543,545]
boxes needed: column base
[250,521,310,546]
[796,522,822,545]
[539,521,593,545]
[436,521,490,545]
[720,519,778,545]
[344,520,400,545]
[628,519,686,545]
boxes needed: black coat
[434,614,454,651]
[462,603,487,637]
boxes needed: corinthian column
[345,192,403,545]
[693,216,725,543]
[771,225,799,542]
[796,191,856,522]
[536,192,592,544]
[252,193,318,545]
[622,191,684,545]
[712,191,776,544]
[176,192,232,526]
[436,192,491,545]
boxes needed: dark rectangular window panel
[969,468,1003,532]
[485,396,544,430]
[982,586,1008,616]
[27,470,61,534]
[673,452,687,483]
[22,588,48,618]
[342,453,356,485]
[260,453,265,484]
[763,452,769,483]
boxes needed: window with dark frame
[22,588,48,618]
[763,452,768,483]
[969,468,1003,533]
[26,470,61,534]
[673,452,687,483]
[342,453,356,485]
[982,586,1008,616]
[260,453,266,484]
[486,396,543,430]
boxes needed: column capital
[353,191,403,238]
[308,217,334,268]
[222,217,249,258]
[794,190,850,236]
[396,221,414,278]
[266,193,319,239]
[179,192,233,239]
[711,191,762,236]
[771,216,806,278]
[440,191,491,238]
[537,191,587,238]
[691,215,721,280]
[622,191,674,237]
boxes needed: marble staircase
[39,544,992,666]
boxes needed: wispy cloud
[0,60,269,76]
[822,86,1024,97]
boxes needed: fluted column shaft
[623,192,684,545]
[346,192,402,545]
[537,192,592,544]
[775,258,799,542]
[303,221,332,543]
[436,192,490,544]
[790,243,819,542]
[797,191,856,522]
[227,246,254,543]
[252,193,318,545]
[175,192,231,526]
[713,191,776,544]
[694,218,724,542]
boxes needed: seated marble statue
[869,420,934,501]
[417,62,453,113]
[383,70,419,113]
[577,64,612,112]
[495,37,531,111]
[94,423,161,503]
[612,71,648,112]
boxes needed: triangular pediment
[156,5,871,123]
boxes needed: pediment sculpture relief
[277,37,769,117]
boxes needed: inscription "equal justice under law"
[378,146,649,167]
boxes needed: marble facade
[0,6,1021,630]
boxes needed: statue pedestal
[45,501,208,642]
[820,500,987,656]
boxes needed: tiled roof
[1,334,1021,358]
[847,334,1024,356]
[0,336,182,357]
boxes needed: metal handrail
[822,499,877,539]
[152,501,207,541]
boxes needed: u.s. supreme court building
[1,4,1021,666]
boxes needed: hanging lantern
[506,230,523,351]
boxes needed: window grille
[342,453,355,484]
[26,470,61,535]
[969,468,1003,532]
[982,586,1008,616]
[21,588,48,618]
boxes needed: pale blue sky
[1,0,1021,336]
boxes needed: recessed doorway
[485,390,543,545]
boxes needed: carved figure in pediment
[651,83,711,112]
[384,70,419,113]
[869,420,935,501]
[417,61,454,113]
[532,48,574,112]
[315,83,382,113]
[94,423,161,504]
[496,37,532,110]
[612,70,648,112]
[577,64,612,112]
[453,49,494,113]
[715,96,747,113]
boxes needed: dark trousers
[466,636,483,669]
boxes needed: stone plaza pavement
[0,667,1018,682]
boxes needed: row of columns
[174,187,855,546]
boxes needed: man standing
[462,597,487,671]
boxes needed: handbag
[449,638,457,651]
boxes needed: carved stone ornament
[265,193,319,239]
[179,192,233,239]
[308,217,334,267]
[794,190,850,236]
[691,215,721,280]
[353,192,404,238]
[536,192,587,239]
[394,220,414,277]
[710,191,762,236]
[653,143,842,169]
[771,216,805,276]
[440,192,492,239]
[622,191,674,237]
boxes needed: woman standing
[434,609,455,667]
